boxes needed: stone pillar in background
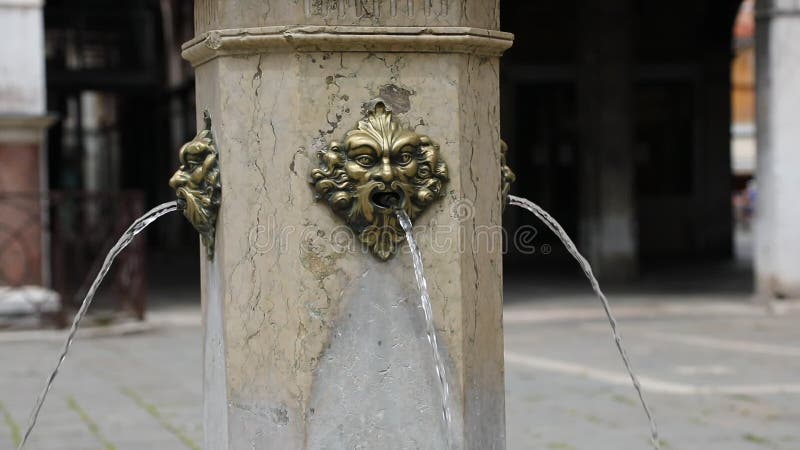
[184,1,511,448]
[576,0,637,282]
[755,0,800,298]
[0,0,52,286]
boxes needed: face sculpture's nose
[372,158,394,183]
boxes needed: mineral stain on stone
[362,84,414,115]
[272,406,289,426]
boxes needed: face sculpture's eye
[394,152,413,165]
[354,155,376,167]
[393,146,416,165]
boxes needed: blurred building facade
[501,0,742,282]
[0,0,198,320]
[732,0,756,181]
[43,0,195,218]
[2,0,799,302]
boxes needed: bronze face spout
[311,102,448,260]
[169,111,221,259]
[500,140,516,209]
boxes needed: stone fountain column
[183,2,512,448]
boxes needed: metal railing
[0,191,147,327]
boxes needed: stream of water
[396,209,455,450]
[508,194,660,450]
[18,201,179,449]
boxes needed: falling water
[18,201,179,449]
[395,209,455,450]
[508,195,661,450]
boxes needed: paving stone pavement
[503,296,800,450]
[1,295,799,450]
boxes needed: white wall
[0,0,45,115]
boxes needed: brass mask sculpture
[500,140,516,208]
[169,111,221,259]
[311,102,448,260]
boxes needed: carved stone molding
[0,115,55,144]
[182,25,513,66]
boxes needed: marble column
[184,2,512,449]
[755,0,800,298]
[0,0,52,286]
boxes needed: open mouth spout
[371,191,402,210]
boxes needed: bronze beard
[311,102,448,260]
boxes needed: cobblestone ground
[503,296,800,450]
[1,295,798,450]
